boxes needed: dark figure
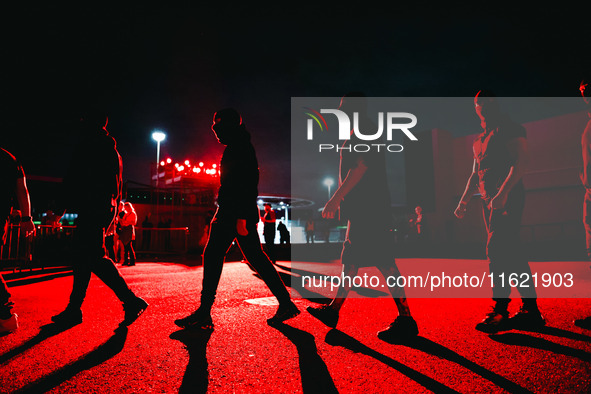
[141,214,153,251]
[576,77,591,330]
[0,148,35,334]
[119,202,137,266]
[277,221,290,245]
[51,111,147,327]
[175,108,299,330]
[307,93,419,342]
[305,218,315,244]
[455,90,543,333]
[262,203,276,263]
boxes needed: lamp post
[152,131,166,187]
[323,177,334,200]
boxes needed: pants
[1,220,11,309]
[482,187,537,302]
[68,210,135,309]
[306,231,314,243]
[263,226,276,263]
[124,241,136,264]
[200,213,291,310]
[584,188,591,259]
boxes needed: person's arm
[322,157,368,219]
[582,125,591,188]
[15,176,35,237]
[489,137,527,210]
[454,158,479,219]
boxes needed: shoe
[122,297,148,326]
[307,304,339,328]
[574,316,591,330]
[377,315,419,342]
[0,313,18,333]
[475,308,509,334]
[175,308,214,330]
[510,305,546,330]
[267,302,300,325]
[51,308,83,326]
[128,262,136,266]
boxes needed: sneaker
[377,316,419,343]
[307,304,339,328]
[267,302,300,325]
[122,297,149,326]
[510,305,546,329]
[175,308,214,330]
[0,313,18,333]
[475,308,509,334]
[51,308,83,326]
[574,316,591,330]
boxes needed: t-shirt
[1,148,25,220]
[339,132,392,224]
[473,116,526,200]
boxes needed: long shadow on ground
[402,336,532,393]
[14,326,128,393]
[170,328,213,394]
[324,329,460,393]
[271,323,338,393]
[490,332,591,362]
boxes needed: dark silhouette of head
[474,89,500,130]
[80,107,109,131]
[212,108,243,145]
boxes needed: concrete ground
[1,259,590,393]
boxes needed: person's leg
[238,222,291,304]
[128,240,136,265]
[377,264,411,317]
[175,216,238,329]
[0,274,13,319]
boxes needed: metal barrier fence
[1,224,189,270]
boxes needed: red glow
[212,164,217,168]
[160,161,165,166]
[199,162,204,167]
[166,158,172,164]
[184,160,190,166]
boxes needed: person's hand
[454,201,467,219]
[489,191,508,211]
[21,218,36,237]
[322,197,341,219]
[237,219,248,236]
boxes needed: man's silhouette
[307,93,419,342]
[455,91,544,333]
[576,77,591,330]
[51,110,147,326]
[175,108,299,330]
[0,148,35,334]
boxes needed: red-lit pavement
[1,260,590,393]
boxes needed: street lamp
[323,177,334,200]
[152,131,166,187]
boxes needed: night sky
[3,4,590,198]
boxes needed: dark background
[2,4,590,197]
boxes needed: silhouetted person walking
[576,77,591,330]
[277,221,290,245]
[307,94,419,341]
[455,90,544,333]
[175,108,299,330]
[0,148,35,334]
[51,110,147,327]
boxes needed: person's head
[212,108,243,145]
[474,89,500,129]
[80,107,109,131]
[264,203,272,212]
[415,206,422,214]
[124,202,135,212]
